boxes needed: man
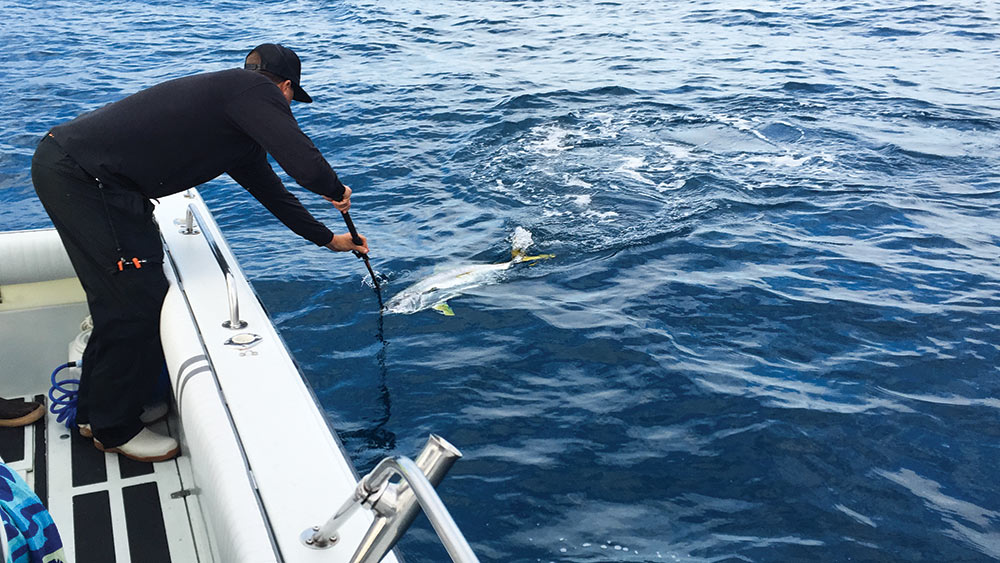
[31,44,368,463]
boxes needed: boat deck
[1,396,202,563]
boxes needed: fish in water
[384,228,553,316]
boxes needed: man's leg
[79,267,168,447]
[31,135,171,453]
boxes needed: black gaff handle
[341,210,381,292]
[341,209,364,247]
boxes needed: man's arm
[227,153,336,246]
[225,81,347,202]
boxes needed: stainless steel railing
[303,435,478,562]
[179,204,247,329]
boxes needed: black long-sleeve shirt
[50,68,345,245]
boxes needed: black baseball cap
[244,43,312,103]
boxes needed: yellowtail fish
[384,228,553,316]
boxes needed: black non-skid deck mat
[73,490,117,563]
[123,482,172,563]
[118,453,155,480]
[0,425,25,463]
[32,394,48,507]
[0,398,27,463]
[71,427,107,487]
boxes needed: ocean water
[3,1,999,561]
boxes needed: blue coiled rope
[48,362,80,430]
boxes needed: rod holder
[302,435,477,562]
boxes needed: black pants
[31,134,169,448]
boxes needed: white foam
[569,194,591,206]
[715,114,774,144]
[657,178,686,192]
[715,114,755,132]
[740,153,812,167]
[511,226,534,252]
[590,112,614,124]
[584,209,619,220]
[762,154,810,167]
[564,175,593,189]
[661,143,693,160]
[526,125,582,154]
[491,178,516,197]
[616,156,656,185]
[589,111,622,138]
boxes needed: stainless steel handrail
[303,435,478,562]
[181,204,247,329]
[357,456,478,563]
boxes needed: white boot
[94,427,180,462]
[80,402,169,438]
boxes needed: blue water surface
[2,1,999,561]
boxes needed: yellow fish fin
[518,253,555,263]
[433,302,455,316]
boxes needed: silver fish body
[383,261,514,315]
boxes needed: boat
[0,189,477,562]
